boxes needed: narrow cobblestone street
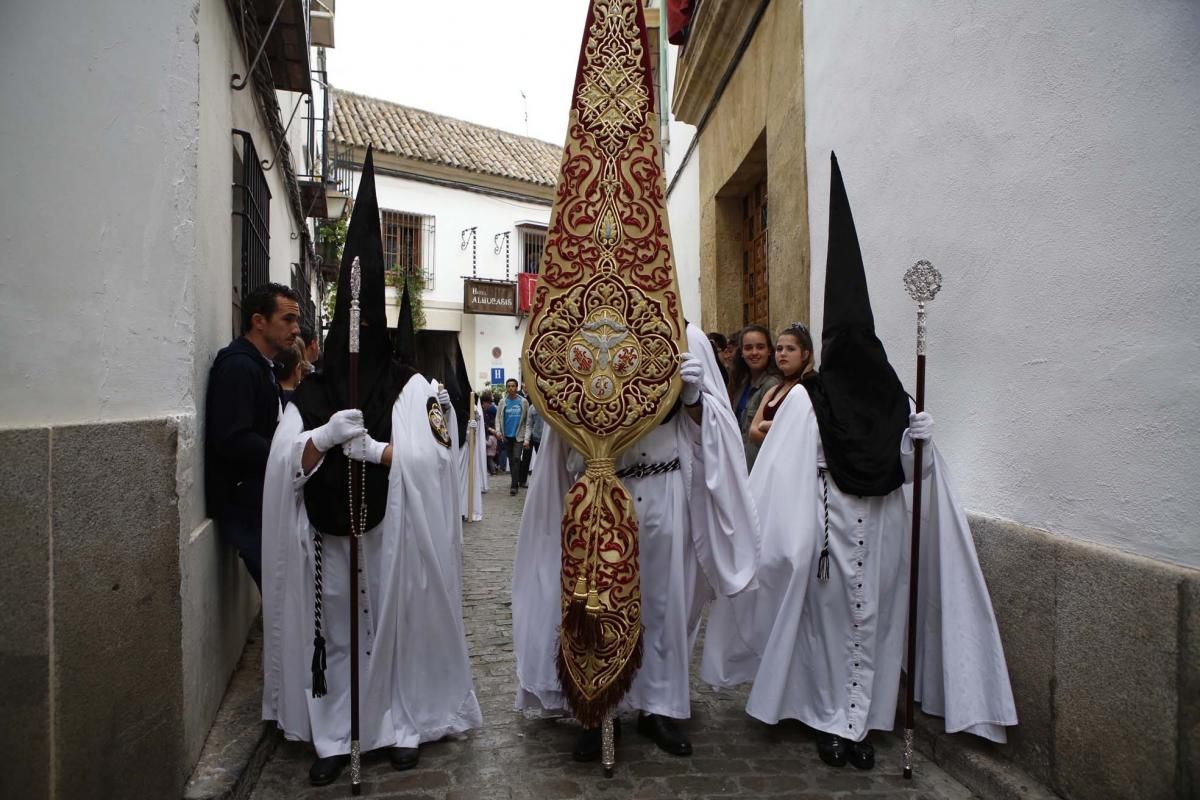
[250,484,978,800]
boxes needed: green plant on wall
[317,219,427,332]
[318,218,348,323]
[385,270,427,330]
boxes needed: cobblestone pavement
[251,481,978,800]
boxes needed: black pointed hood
[393,280,417,366]
[452,338,472,444]
[323,146,391,376]
[803,153,910,497]
[409,331,473,446]
[292,146,415,535]
[823,153,876,336]
[442,337,474,446]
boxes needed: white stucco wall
[181,0,309,765]
[663,47,697,182]
[664,45,702,324]
[802,1,1200,568]
[357,169,552,388]
[0,0,301,769]
[666,156,701,324]
[0,0,200,428]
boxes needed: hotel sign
[463,278,518,316]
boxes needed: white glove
[467,419,479,431]
[908,411,934,442]
[342,431,388,464]
[680,352,704,406]
[309,409,365,452]
[437,386,451,409]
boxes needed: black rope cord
[817,468,832,583]
[311,530,328,698]
[615,458,681,480]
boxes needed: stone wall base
[940,515,1200,800]
[0,419,257,800]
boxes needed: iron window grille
[381,209,436,289]
[291,262,317,332]
[519,226,547,274]
[232,130,271,332]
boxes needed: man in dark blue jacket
[205,283,302,588]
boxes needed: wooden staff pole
[901,260,942,780]
[467,391,477,522]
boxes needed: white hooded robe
[261,377,482,758]
[701,385,1017,743]
[457,399,486,522]
[513,325,759,719]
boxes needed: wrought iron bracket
[493,231,510,255]
[231,0,290,91]
[263,95,310,171]
[461,227,478,276]
[495,231,511,280]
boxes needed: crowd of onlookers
[485,324,820,489]
[479,379,544,495]
[707,324,816,472]
[206,284,809,592]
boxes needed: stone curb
[905,710,1062,800]
[183,620,282,800]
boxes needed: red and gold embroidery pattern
[524,0,686,726]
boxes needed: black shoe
[847,739,875,770]
[817,734,848,768]
[509,487,518,495]
[572,718,621,762]
[309,754,350,786]
[636,713,692,756]
[389,746,420,771]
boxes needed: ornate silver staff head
[349,256,361,355]
[903,260,942,356]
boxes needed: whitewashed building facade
[0,1,344,796]
[331,92,561,391]
[665,2,1200,797]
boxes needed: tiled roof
[332,90,563,188]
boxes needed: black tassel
[311,634,328,698]
[564,574,589,638]
[817,549,830,583]
[564,596,589,639]
[581,585,604,649]
[580,612,605,651]
[312,530,327,699]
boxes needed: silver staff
[347,256,365,795]
[901,259,942,780]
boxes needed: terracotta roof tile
[331,90,562,188]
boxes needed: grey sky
[325,0,591,146]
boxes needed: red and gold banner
[523,0,687,726]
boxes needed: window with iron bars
[232,130,271,337]
[290,262,317,333]
[519,226,547,274]
[381,209,436,289]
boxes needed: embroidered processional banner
[523,0,687,726]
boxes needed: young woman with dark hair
[272,340,307,406]
[748,323,815,446]
[727,324,780,469]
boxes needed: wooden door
[742,179,769,326]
